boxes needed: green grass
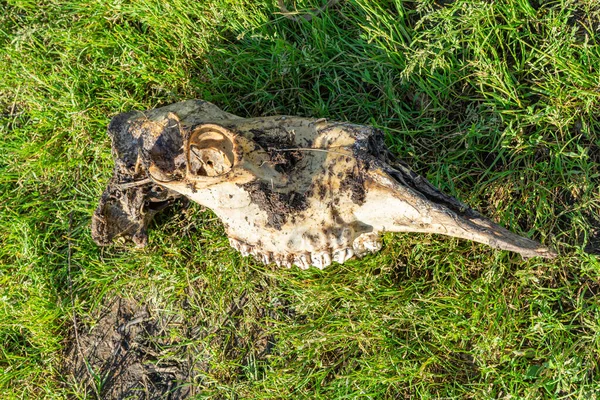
[1,0,600,398]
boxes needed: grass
[1,0,599,398]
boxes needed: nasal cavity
[188,127,235,177]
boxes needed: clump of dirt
[63,297,192,399]
[250,127,305,175]
[340,169,366,205]
[92,112,184,248]
[240,181,308,229]
[92,182,181,247]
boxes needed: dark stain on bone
[141,116,185,176]
[330,207,343,224]
[186,182,197,194]
[340,169,366,205]
[322,226,345,238]
[107,110,143,172]
[317,182,328,200]
[302,232,319,243]
[240,181,308,230]
[250,128,304,175]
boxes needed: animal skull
[92,100,556,268]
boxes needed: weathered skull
[92,100,556,268]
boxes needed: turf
[1,0,599,398]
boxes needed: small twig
[117,314,149,334]
[115,178,152,189]
[67,204,102,399]
[273,147,351,157]
[277,0,340,22]
[145,365,180,374]
[10,85,21,118]
[190,147,206,169]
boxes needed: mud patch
[63,289,283,399]
[240,181,308,229]
[63,297,192,399]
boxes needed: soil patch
[250,127,305,175]
[63,290,281,399]
[63,297,193,399]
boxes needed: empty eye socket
[190,146,232,177]
[188,127,235,177]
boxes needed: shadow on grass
[583,216,600,256]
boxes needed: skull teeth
[333,248,355,264]
[229,238,241,250]
[228,238,357,269]
[311,252,333,269]
[296,254,311,270]
[262,252,272,264]
[240,244,252,257]
[353,233,382,257]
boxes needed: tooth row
[333,248,354,264]
[352,234,383,257]
[228,238,356,269]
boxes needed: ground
[1,0,600,398]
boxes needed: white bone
[92,100,557,267]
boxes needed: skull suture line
[92,100,556,268]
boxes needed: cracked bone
[92,100,556,268]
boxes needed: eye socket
[188,126,235,177]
